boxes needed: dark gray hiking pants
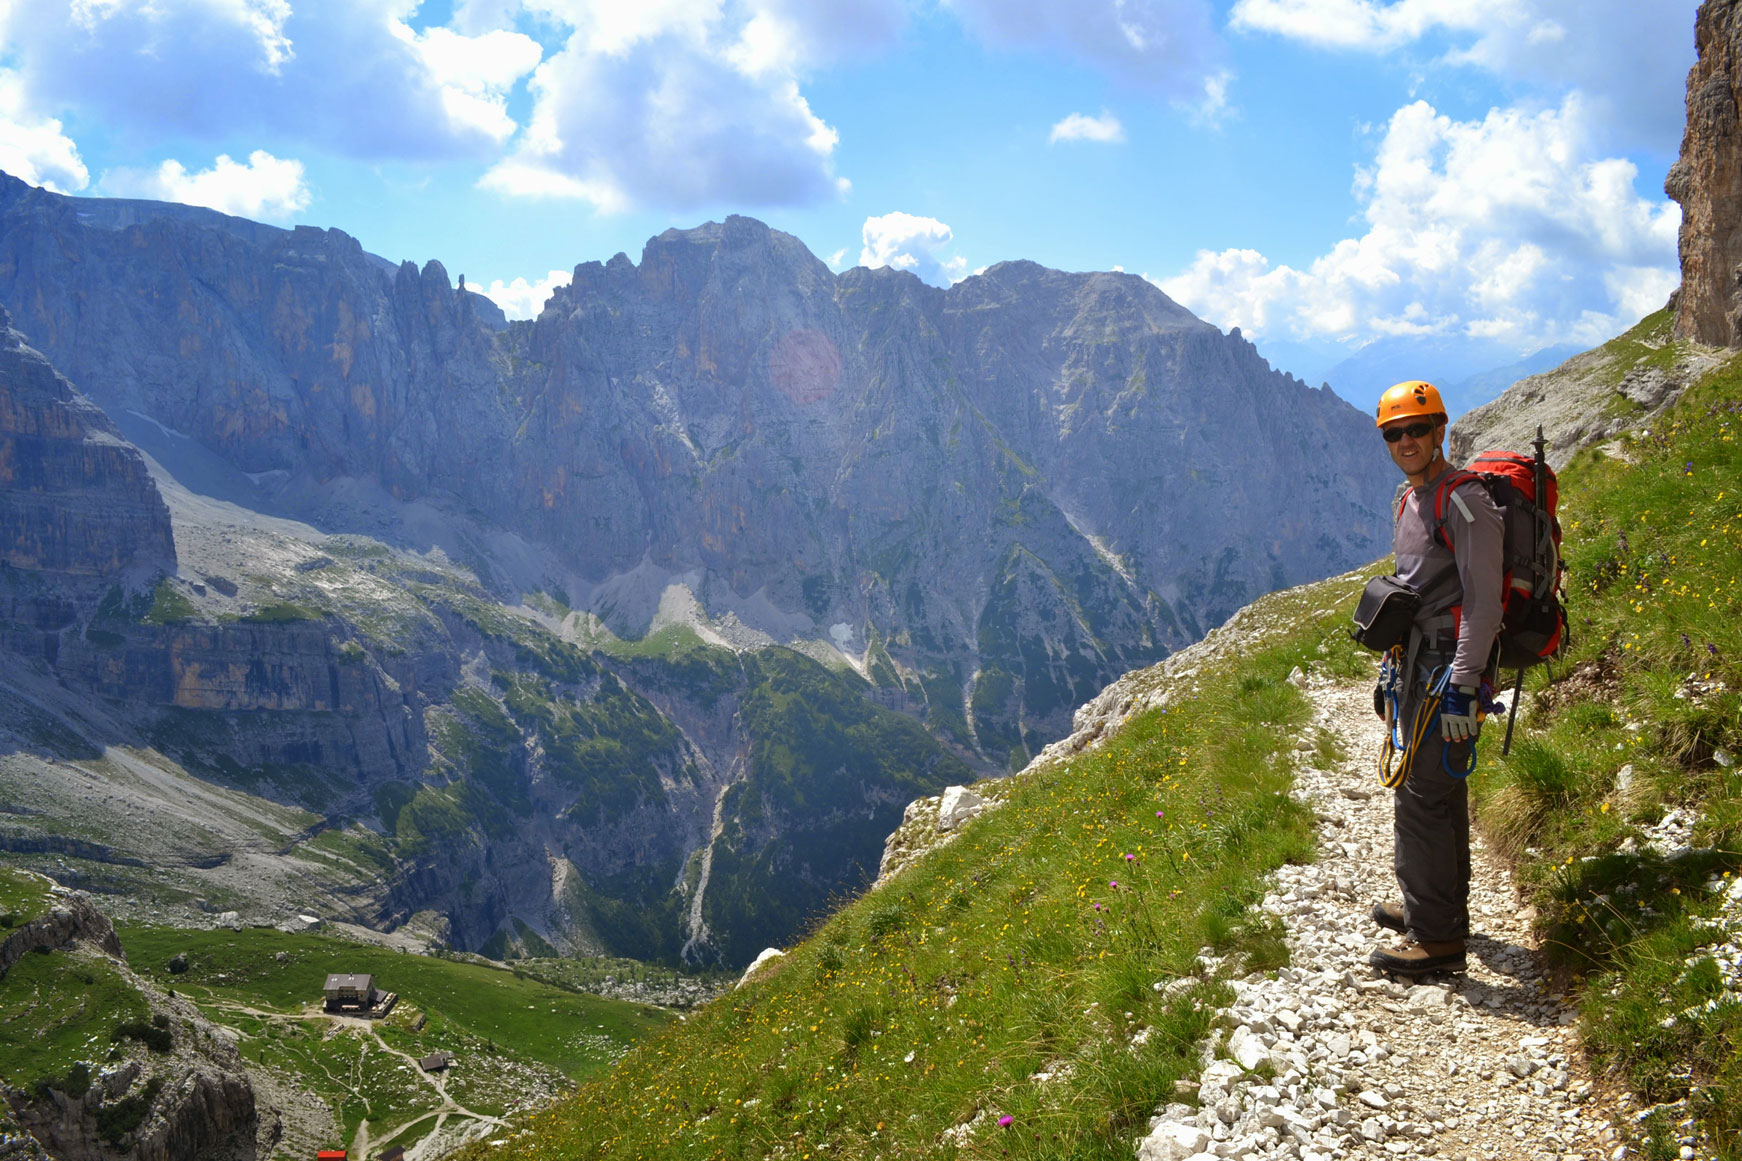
[1392,677,1473,943]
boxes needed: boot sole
[1368,951,1465,976]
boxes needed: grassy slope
[1469,360,1742,1158]
[450,579,1382,1160]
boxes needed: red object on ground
[316,1152,347,1160]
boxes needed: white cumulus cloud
[0,69,88,191]
[392,24,544,145]
[0,0,543,160]
[1229,0,1698,150]
[480,268,573,320]
[1050,110,1125,144]
[860,212,968,287]
[945,0,1224,97]
[479,0,887,211]
[1158,95,1679,353]
[104,150,312,222]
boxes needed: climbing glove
[1440,685,1480,742]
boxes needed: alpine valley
[0,171,1395,971]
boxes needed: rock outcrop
[1448,310,1728,471]
[1668,0,1742,345]
[13,1057,261,1161]
[0,888,125,980]
[0,305,175,580]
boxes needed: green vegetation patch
[240,600,324,623]
[1593,306,1682,387]
[0,948,153,1093]
[142,578,196,625]
[0,867,54,929]
[1467,366,1742,1158]
[456,606,1326,1160]
[700,649,973,967]
[393,781,505,857]
[497,671,678,823]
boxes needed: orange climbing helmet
[1375,380,1446,428]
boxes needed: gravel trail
[1138,672,1631,1161]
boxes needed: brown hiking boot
[1369,901,1406,933]
[1369,937,1466,976]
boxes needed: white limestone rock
[937,785,987,832]
[736,947,785,988]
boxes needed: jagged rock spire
[1668,0,1742,346]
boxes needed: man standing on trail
[1369,381,1505,976]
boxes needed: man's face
[1383,418,1443,477]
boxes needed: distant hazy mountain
[1322,335,1583,421]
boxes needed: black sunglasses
[1382,421,1437,443]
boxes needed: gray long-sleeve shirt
[1393,462,1506,688]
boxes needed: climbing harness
[1377,658,1507,787]
[1378,648,1440,788]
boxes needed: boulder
[937,786,985,832]
[736,948,785,988]
[1136,1121,1211,1161]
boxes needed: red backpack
[1426,432,1567,675]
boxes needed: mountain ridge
[0,172,1394,767]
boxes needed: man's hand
[1441,685,1480,742]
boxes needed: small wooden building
[322,973,378,1013]
[418,1051,453,1072]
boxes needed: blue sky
[0,0,1698,405]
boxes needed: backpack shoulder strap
[1428,469,1481,551]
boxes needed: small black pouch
[1350,575,1420,654]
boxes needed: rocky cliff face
[0,306,175,580]
[0,180,1394,768]
[1668,0,1742,346]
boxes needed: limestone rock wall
[0,306,175,578]
[1668,0,1742,345]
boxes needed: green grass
[141,578,196,625]
[0,866,54,929]
[1466,363,1742,1158]
[1592,307,1681,387]
[239,600,324,623]
[0,948,153,1093]
[449,582,1348,1160]
[507,956,730,1004]
[593,622,714,660]
[118,926,671,1078]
